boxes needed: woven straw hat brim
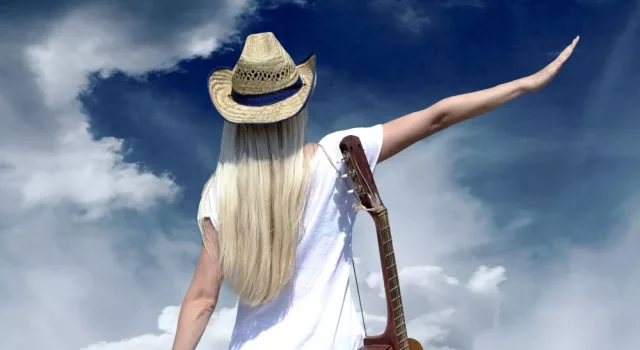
[208,54,316,124]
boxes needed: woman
[173,32,579,349]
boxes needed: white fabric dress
[198,124,384,350]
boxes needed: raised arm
[379,36,579,163]
[172,219,223,350]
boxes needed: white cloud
[467,266,506,294]
[83,305,238,350]
[365,265,460,299]
[363,263,505,348]
[2,123,179,218]
[0,0,301,349]
[503,213,534,231]
[475,201,640,350]
[26,1,254,108]
[371,0,486,34]
[0,208,204,349]
[372,0,431,34]
[439,0,484,9]
[0,0,259,217]
[91,261,506,350]
[354,130,495,269]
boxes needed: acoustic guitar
[339,135,423,350]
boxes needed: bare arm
[379,36,579,163]
[172,219,223,350]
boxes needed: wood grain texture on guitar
[339,135,423,350]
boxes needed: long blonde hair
[199,108,312,306]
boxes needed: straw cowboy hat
[208,32,316,124]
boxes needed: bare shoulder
[305,142,319,158]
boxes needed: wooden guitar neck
[339,135,423,350]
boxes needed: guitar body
[407,339,423,350]
[359,338,423,350]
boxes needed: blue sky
[1,0,639,349]
[83,0,636,246]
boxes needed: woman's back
[173,31,578,350]
[198,125,383,349]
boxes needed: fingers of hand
[527,36,579,91]
[562,36,579,59]
[549,36,579,72]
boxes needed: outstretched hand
[520,36,580,92]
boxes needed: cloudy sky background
[1,0,639,349]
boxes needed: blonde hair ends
[198,108,312,306]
